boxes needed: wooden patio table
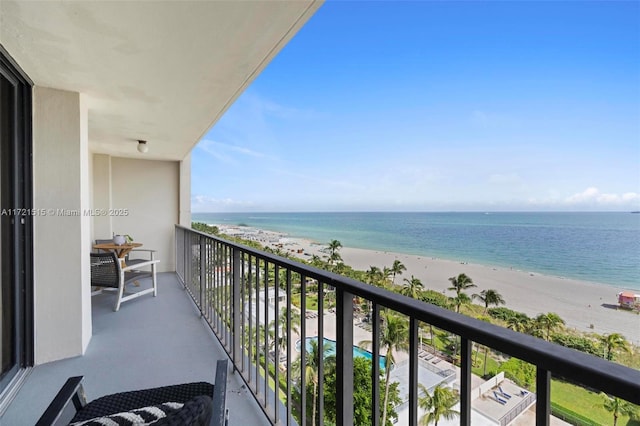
[92,242,143,263]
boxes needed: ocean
[191,212,640,291]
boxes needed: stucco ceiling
[0,0,321,160]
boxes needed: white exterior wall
[179,153,191,227]
[92,154,112,239]
[109,158,179,272]
[33,86,92,364]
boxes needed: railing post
[371,303,380,426]
[286,269,293,426]
[409,318,418,426]
[336,288,354,426]
[232,248,241,370]
[536,368,550,426]
[174,227,179,280]
[460,337,472,426]
[200,237,206,316]
[300,275,307,423]
[274,266,280,425]
[317,282,324,426]
[184,230,191,290]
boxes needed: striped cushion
[70,402,183,425]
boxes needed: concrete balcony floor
[3,273,269,426]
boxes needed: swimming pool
[299,337,387,371]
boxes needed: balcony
[2,272,269,426]
[174,225,640,426]
[5,225,639,426]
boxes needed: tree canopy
[322,357,402,426]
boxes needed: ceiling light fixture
[137,140,148,153]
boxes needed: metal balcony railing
[175,225,640,426]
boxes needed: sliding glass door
[0,46,33,400]
[0,69,16,387]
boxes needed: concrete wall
[474,372,505,401]
[107,157,179,272]
[92,154,112,239]
[33,86,92,364]
[179,153,191,227]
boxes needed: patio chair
[90,252,159,311]
[94,238,157,268]
[36,359,229,426]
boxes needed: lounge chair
[499,386,511,398]
[493,391,507,405]
[36,359,229,426]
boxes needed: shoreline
[214,224,640,344]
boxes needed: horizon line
[191,210,639,214]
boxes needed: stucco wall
[108,157,179,272]
[179,153,191,227]
[92,154,112,239]
[33,86,92,364]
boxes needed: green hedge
[551,402,601,426]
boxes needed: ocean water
[191,212,640,291]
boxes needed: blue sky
[191,1,640,212]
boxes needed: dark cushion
[152,395,213,426]
[69,395,212,426]
[70,382,214,423]
[69,401,184,425]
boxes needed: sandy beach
[338,246,640,344]
[218,225,640,345]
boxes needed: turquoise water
[192,212,640,290]
[299,337,387,371]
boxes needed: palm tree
[482,343,491,377]
[418,292,440,351]
[400,275,424,299]
[451,292,471,314]
[506,314,531,334]
[309,254,325,269]
[390,260,407,285]
[600,333,631,361]
[418,383,460,426]
[324,288,336,310]
[445,280,473,359]
[360,311,409,426]
[534,312,565,341]
[447,273,476,297]
[267,307,302,361]
[440,332,458,358]
[366,266,383,287]
[448,273,475,315]
[325,239,343,271]
[472,289,506,314]
[292,339,335,426]
[327,239,342,255]
[382,266,393,285]
[474,316,492,371]
[600,393,637,426]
